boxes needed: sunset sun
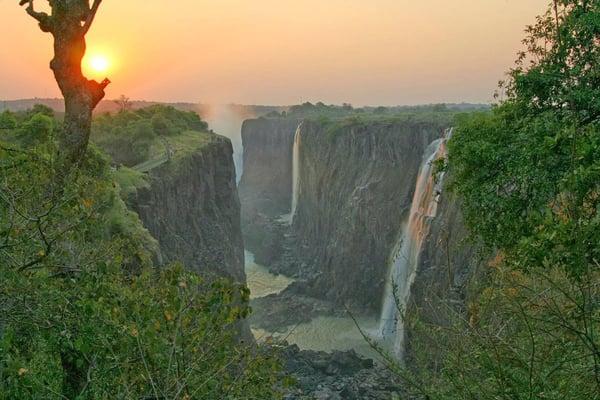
[89,55,109,73]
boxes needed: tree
[25,104,55,119]
[451,0,600,278]
[0,111,17,130]
[17,113,54,147]
[151,113,174,136]
[113,94,132,113]
[18,0,110,168]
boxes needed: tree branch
[82,0,102,34]
[20,1,45,22]
[19,0,52,32]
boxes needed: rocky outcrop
[288,119,445,311]
[250,282,342,332]
[129,134,245,282]
[280,344,402,400]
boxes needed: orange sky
[0,0,548,106]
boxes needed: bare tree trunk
[20,0,109,168]
[553,0,561,45]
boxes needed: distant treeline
[0,98,488,117]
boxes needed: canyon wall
[238,118,301,217]
[289,119,445,311]
[238,118,300,264]
[128,134,246,282]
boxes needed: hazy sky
[0,0,548,106]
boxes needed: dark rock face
[130,135,245,282]
[239,117,300,217]
[289,120,444,311]
[238,118,300,265]
[280,344,402,400]
[250,282,342,332]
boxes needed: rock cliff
[128,133,246,282]
[289,119,446,311]
[238,118,300,265]
[238,117,301,217]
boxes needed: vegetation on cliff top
[94,104,223,199]
[259,100,477,141]
[317,111,457,141]
[92,104,212,168]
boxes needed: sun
[89,55,110,73]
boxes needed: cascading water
[379,128,453,358]
[290,124,302,220]
[278,123,303,225]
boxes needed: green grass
[132,130,216,173]
[115,130,217,198]
[113,166,150,197]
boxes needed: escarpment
[239,118,301,215]
[289,120,445,311]
[128,134,246,282]
[240,117,456,311]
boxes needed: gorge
[4,1,597,397]
[239,111,476,364]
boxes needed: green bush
[0,111,17,130]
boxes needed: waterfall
[290,124,302,220]
[379,128,453,358]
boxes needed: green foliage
[151,113,176,136]
[381,263,600,400]
[0,263,282,399]
[449,1,600,278]
[281,101,486,120]
[24,104,55,119]
[113,166,150,198]
[317,110,456,141]
[0,110,283,399]
[506,1,600,123]
[0,111,17,130]
[92,105,210,167]
[17,113,55,148]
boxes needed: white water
[290,124,302,221]
[379,128,452,358]
[245,251,293,299]
[198,104,255,184]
